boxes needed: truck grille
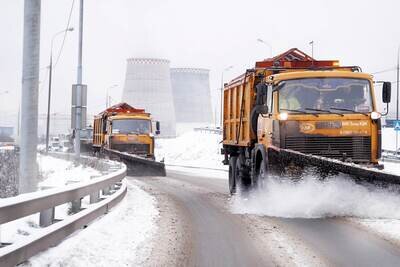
[285,136,371,162]
[111,143,150,155]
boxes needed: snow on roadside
[349,158,400,245]
[383,127,399,150]
[381,161,400,175]
[37,154,101,188]
[155,130,226,171]
[1,155,102,244]
[24,180,159,267]
[349,218,400,246]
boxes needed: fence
[0,155,127,267]
[193,127,222,134]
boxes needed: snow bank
[155,130,226,170]
[232,173,400,219]
[24,181,158,267]
[1,155,103,244]
[383,127,400,150]
[37,154,101,188]
[381,161,400,175]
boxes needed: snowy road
[133,169,400,267]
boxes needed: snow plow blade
[105,149,166,177]
[274,148,400,185]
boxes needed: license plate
[316,121,342,129]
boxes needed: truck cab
[106,115,154,158]
[258,71,385,164]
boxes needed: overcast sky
[1,0,400,121]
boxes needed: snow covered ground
[156,127,227,172]
[24,180,158,267]
[3,155,104,245]
[382,127,400,151]
[2,155,159,267]
[37,154,101,188]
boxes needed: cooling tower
[122,58,176,137]
[170,68,213,124]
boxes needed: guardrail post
[90,191,100,204]
[102,186,111,195]
[39,207,55,227]
[71,198,82,213]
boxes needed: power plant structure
[122,58,177,137]
[170,68,213,124]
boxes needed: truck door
[257,84,274,147]
[264,84,274,147]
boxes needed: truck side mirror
[155,121,160,135]
[255,83,267,105]
[382,82,391,103]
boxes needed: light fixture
[278,112,288,121]
[370,111,381,120]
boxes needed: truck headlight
[370,111,381,120]
[278,112,288,121]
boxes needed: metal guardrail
[0,156,127,267]
[193,127,222,134]
[382,149,400,162]
[383,149,399,154]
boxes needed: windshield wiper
[305,108,344,116]
[280,108,318,117]
[329,107,368,116]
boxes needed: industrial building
[122,58,177,137]
[170,68,213,124]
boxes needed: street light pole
[220,66,233,128]
[45,55,52,153]
[45,28,73,154]
[256,38,273,57]
[74,0,84,160]
[20,0,41,194]
[106,84,117,108]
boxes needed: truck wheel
[236,154,251,192]
[229,156,238,194]
[255,158,268,189]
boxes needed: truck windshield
[112,119,151,134]
[278,78,373,114]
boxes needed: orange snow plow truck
[222,48,393,194]
[93,103,160,159]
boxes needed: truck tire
[254,157,268,189]
[236,154,251,192]
[229,156,238,194]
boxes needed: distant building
[122,58,177,137]
[170,68,213,124]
